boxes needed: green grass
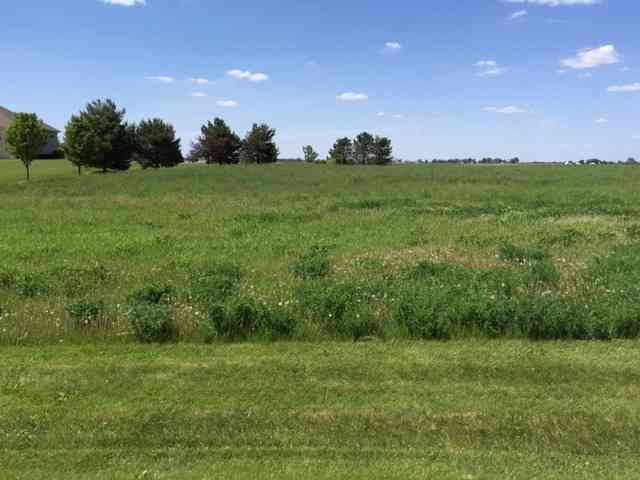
[2,341,640,479]
[1,160,640,342]
[2,160,640,477]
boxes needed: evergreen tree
[63,99,135,173]
[135,118,183,169]
[353,132,374,165]
[372,136,393,165]
[240,123,279,164]
[190,118,241,165]
[329,137,353,165]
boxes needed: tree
[4,113,50,180]
[63,99,135,173]
[372,136,393,165]
[353,132,374,165]
[135,119,183,169]
[329,137,353,165]
[240,123,279,164]
[190,118,241,165]
[302,145,319,163]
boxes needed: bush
[128,284,174,305]
[340,305,384,341]
[0,269,48,297]
[205,300,296,342]
[50,264,109,297]
[66,300,104,328]
[188,263,242,303]
[129,303,176,343]
[408,261,467,282]
[527,260,560,286]
[394,288,452,340]
[291,246,331,280]
[499,243,549,264]
[14,273,48,298]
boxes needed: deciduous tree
[4,113,50,180]
[302,145,319,163]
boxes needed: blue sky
[2,0,639,161]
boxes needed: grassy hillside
[3,341,640,479]
[1,160,640,342]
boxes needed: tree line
[2,98,395,179]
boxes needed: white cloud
[377,112,386,116]
[385,42,402,50]
[227,69,269,82]
[504,0,600,6]
[510,10,528,19]
[479,67,508,77]
[484,106,527,114]
[217,100,239,108]
[191,92,207,98]
[476,60,507,77]
[393,114,404,119]
[102,0,145,5]
[607,83,640,93]
[595,117,608,124]
[621,66,631,72]
[561,45,620,70]
[557,69,567,75]
[146,76,174,83]
[187,78,210,85]
[337,92,369,102]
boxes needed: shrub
[215,300,261,341]
[206,300,296,341]
[189,263,242,303]
[259,306,297,340]
[340,305,384,341]
[128,284,174,305]
[0,268,17,289]
[51,264,109,297]
[66,300,104,328]
[408,261,467,282]
[625,224,640,240]
[527,260,560,286]
[129,303,176,343]
[499,243,549,264]
[394,288,452,340]
[291,246,331,280]
[0,269,47,297]
[14,273,48,298]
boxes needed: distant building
[0,106,60,159]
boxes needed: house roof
[0,105,59,133]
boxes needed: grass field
[1,160,640,478]
[1,159,640,342]
[3,341,640,479]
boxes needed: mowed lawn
[2,341,640,479]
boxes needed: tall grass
[1,160,640,343]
